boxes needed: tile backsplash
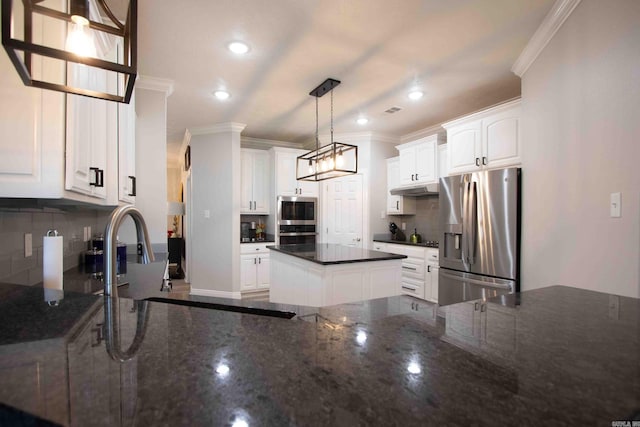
[388,196,440,242]
[0,207,112,286]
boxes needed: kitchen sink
[144,297,296,319]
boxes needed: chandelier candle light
[296,78,358,181]
[2,0,137,103]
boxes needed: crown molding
[136,75,175,96]
[441,97,521,129]
[400,124,445,144]
[241,136,300,150]
[512,0,582,77]
[189,122,247,136]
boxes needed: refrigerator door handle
[440,271,513,290]
[461,181,469,265]
[468,181,477,265]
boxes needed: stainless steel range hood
[390,182,439,196]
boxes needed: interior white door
[324,174,363,247]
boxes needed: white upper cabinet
[396,134,443,186]
[386,157,415,215]
[118,96,136,204]
[438,144,449,178]
[271,147,318,197]
[241,149,270,214]
[443,99,521,175]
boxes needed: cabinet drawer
[240,243,270,254]
[401,257,425,279]
[426,248,439,264]
[404,246,427,259]
[400,277,424,299]
[372,242,387,252]
[384,244,406,256]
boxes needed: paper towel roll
[43,230,63,293]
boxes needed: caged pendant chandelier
[296,78,357,181]
[2,0,137,103]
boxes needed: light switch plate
[24,233,32,257]
[610,192,621,217]
[204,210,210,219]
[87,226,91,239]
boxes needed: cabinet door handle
[427,265,431,273]
[258,257,261,264]
[482,156,487,165]
[298,188,302,195]
[90,167,104,187]
[481,303,486,312]
[128,176,136,196]
[474,302,480,311]
[411,174,414,181]
[475,158,480,167]
[415,173,419,180]
[254,258,256,265]
[402,266,417,271]
[396,200,399,210]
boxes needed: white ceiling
[137,0,555,159]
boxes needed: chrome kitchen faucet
[104,205,155,296]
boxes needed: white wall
[119,88,169,251]
[520,0,640,297]
[189,123,244,296]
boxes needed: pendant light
[2,0,137,103]
[296,78,358,182]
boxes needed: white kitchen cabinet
[386,157,415,215]
[118,93,136,204]
[425,248,439,303]
[372,242,387,252]
[396,134,443,186]
[240,243,270,292]
[443,99,521,175]
[271,147,318,197]
[241,149,270,214]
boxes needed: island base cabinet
[269,251,401,306]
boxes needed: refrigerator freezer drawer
[438,268,515,306]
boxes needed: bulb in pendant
[308,159,314,174]
[66,16,96,57]
[328,155,334,169]
[321,156,327,171]
[336,149,344,167]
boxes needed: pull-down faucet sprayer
[103,205,155,297]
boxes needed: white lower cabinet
[378,242,438,303]
[240,243,270,292]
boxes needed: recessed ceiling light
[356,117,369,125]
[228,41,249,54]
[214,90,230,100]
[408,90,424,100]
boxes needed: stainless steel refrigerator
[438,167,521,306]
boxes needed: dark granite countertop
[267,243,407,265]
[0,282,638,426]
[373,234,438,248]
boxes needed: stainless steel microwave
[277,196,317,225]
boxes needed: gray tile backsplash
[0,207,111,286]
[388,196,441,242]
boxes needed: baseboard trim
[190,287,241,299]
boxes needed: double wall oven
[277,196,317,245]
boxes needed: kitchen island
[0,283,637,426]
[268,243,406,306]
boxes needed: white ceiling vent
[384,106,402,114]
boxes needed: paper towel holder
[44,229,62,306]
[46,229,59,237]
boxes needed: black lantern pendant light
[296,78,358,181]
[2,0,137,103]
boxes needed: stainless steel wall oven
[277,196,317,245]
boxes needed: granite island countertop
[0,283,638,426]
[267,243,407,265]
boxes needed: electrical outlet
[83,226,88,242]
[87,226,91,239]
[24,233,32,257]
[204,210,210,219]
[401,222,406,230]
[380,210,386,219]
